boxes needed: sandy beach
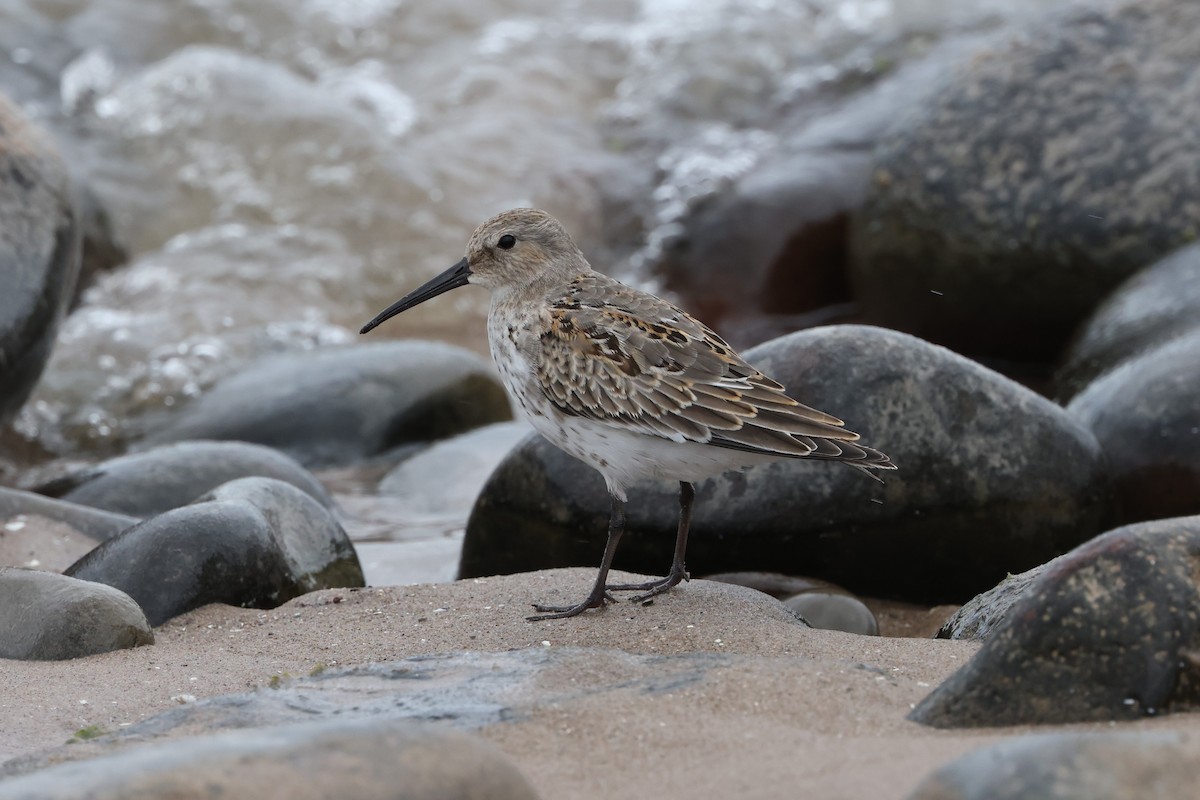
[3,569,1195,799]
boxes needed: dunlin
[361,209,895,620]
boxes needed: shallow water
[0,0,1079,466]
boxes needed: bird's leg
[528,495,626,621]
[607,481,694,600]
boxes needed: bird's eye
[497,234,516,250]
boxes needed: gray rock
[143,341,511,468]
[0,487,137,542]
[851,0,1200,361]
[0,719,539,800]
[65,477,364,626]
[654,149,866,334]
[935,563,1047,640]
[905,731,1200,800]
[1056,242,1200,400]
[379,421,532,516]
[703,572,878,635]
[0,93,81,427]
[783,593,878,636]
[0,567,152,660]
[37,440,336,518]
[1067,329,1200,524]
[463,325,1114,604]
[910,516,1200,728]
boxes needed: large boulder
[142,341,511,468]
[1056,242,1200,399]
[0,93,80,426]
[65,477,363,626]
[1067,329,1200,524]
[464,325,1114,604]
[851,0,1200,361]
[910,516,1200,728]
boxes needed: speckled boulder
[143,341,511,468]
[1067,329,1200,524]
[935,562,1047,641]
[0,93,80,426]
[65,477,363,626]
[0,568,152,660]
[910,516,1200,728]
[36,440,336,518]
[1056,242,1200,400]
[906,731,1200,800]
[0,719,540,800]
[464,325,1114,604]
[851,0,1200,360]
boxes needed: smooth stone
[36,440,336,518]
[1067,329,1200,523]
[910,516,1200,728]
[65,477,364,626]
[1056,241,1200,400]
[143,341,511,468]
[0,718,539,800]
[464,325,1114,604]
[906,730,1200,800]
[0,487,137,542]
[703,572,877,635]
[378,421,532,516]
[783,593,877,636]
[0,92,81,426]
[0,567,152,660]
[850,0,1200,361]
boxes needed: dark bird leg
[607,481,694,601]
[528,495,625,621]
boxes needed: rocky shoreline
[3,0,1200,797]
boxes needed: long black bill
[359,257,472,334]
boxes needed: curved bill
[360,257,471,334]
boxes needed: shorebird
[361,209,894,620]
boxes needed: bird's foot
[608,567,689,603]
[526,588,617,622]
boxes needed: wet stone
[0,567,152,660]
[36,440,336,518]
[1067,329,1200,524]
[1056,241,1200,400]
[65,477,364,626]
[464,325,1114,604]
[143,341,511,468]
[0,487,137,543]
[850,0,1200,361]
[905,730,1200,800]
[910,515,1200,728]
[0,92,81,427]
[0,718,540,800]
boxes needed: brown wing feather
[535,273,894,469]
